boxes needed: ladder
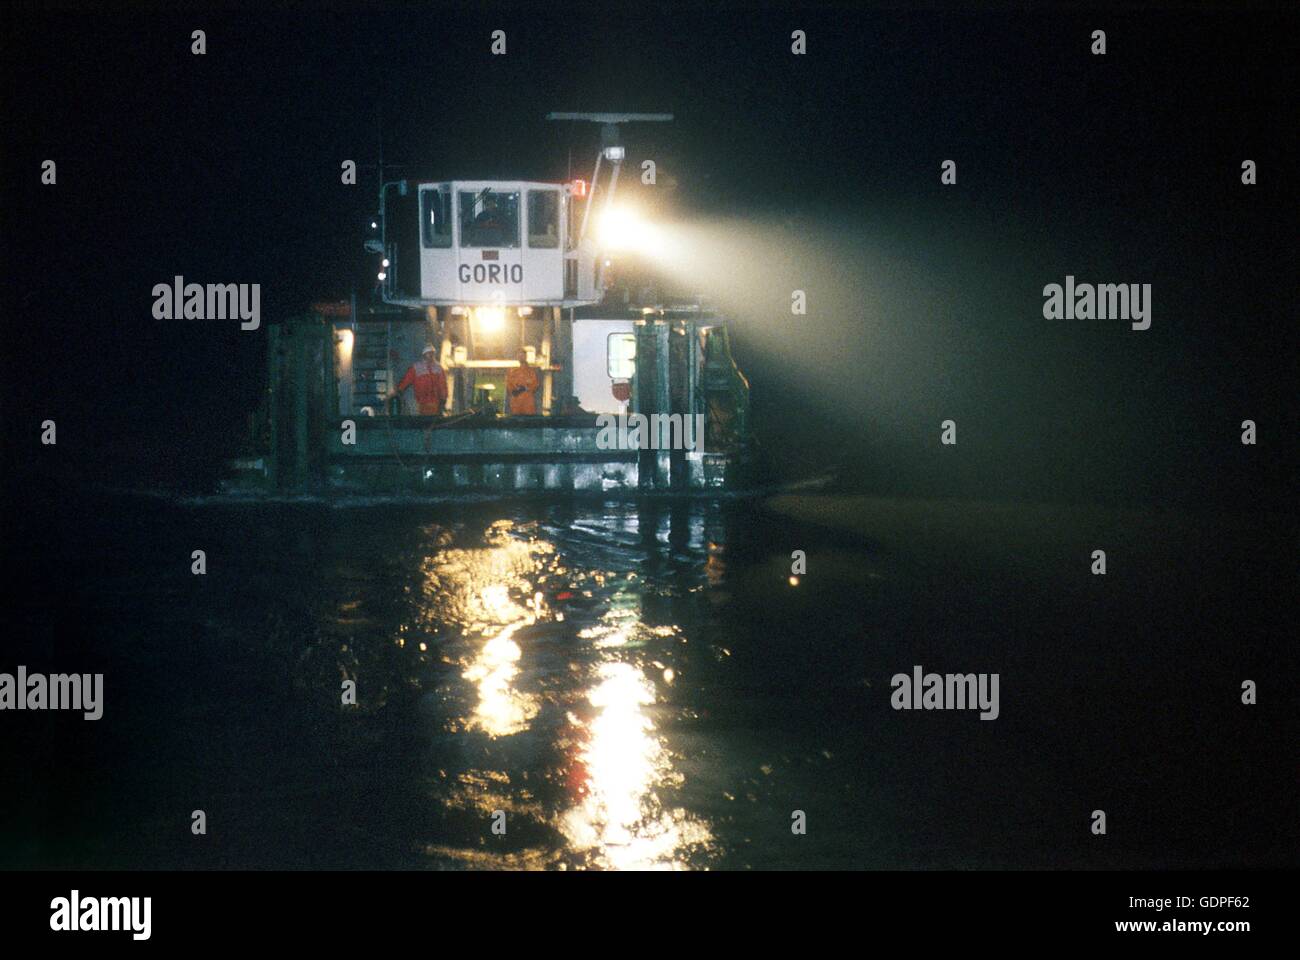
[350,322,393,412]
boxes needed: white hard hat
[422,344,436,355]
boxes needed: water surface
[3,490,1292,870]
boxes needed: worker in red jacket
[387,344,448,415]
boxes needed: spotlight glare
[474,305,506,333]
[597,206,665,257]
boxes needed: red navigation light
[571,179,588,198]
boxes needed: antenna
[361,105,416,188]
[547,112,673,145]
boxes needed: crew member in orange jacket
[505,349,540,415]
[387,344,448,415]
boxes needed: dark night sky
[2,3,1295,503]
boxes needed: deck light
[475,305,506,333]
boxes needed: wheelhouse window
[459,189,520,248]
[607,332,636,379]
[421,188,452,248]
[527,190,560,248]
[423,187,454,247]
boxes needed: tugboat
[226,113,751,495]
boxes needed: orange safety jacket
[395,359,448,415]
[506,364,540,415]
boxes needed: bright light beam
[598,207,667,258]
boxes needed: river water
[2,487,1292,870]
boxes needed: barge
[226,114,751,495]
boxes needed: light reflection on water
[558,661,711,870]
[406,511,718,869]
[463,620,536,738]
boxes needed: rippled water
[331,506,733,870]
[4,490,1291,870]
[8,496,843,870]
